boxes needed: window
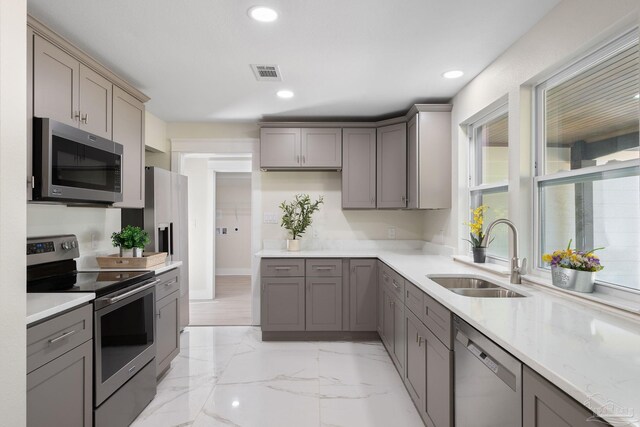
[535,29,640,291]
[469,106,509,259]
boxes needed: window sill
[522,274,640,317]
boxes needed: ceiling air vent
[251,64,282,82]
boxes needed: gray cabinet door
[262,277,305,331]
[382,288,394,351]
[349,259,377,331]
[156,291,180,378]
[260,128,301,168]
[425,325,453,427]
[301,128,342,168]
[342,128,376,208]
[377,122,407,208]
[306,277,342,331]
[405,310,427,419]
[112,86,145,208]
[523,366,600,427]
[392,292,405,374]
[377,261,384,337]
[78,64,112,139]
[27,339,92,427]
[33,34,79,127]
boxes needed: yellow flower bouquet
[463,205,493,248]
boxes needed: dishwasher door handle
[455,329,518,391]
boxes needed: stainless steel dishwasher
[454,315,522,427]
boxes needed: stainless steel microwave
[33,118,123,204]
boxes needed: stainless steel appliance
[122,166,190,329]
[454,315,522,427]
[27,235,157,426]
[32,117,123,204]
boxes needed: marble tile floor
[131,326,424,427]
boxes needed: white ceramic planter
[286,239,300,252]
[133,247,144,258]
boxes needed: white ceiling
[27,0,560,122]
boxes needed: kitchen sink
[450,288,525,298]
[427,275,526,298]
[427,276,501,289]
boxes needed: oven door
[34,117,123,204]
[94,279,158,406]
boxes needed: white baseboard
[216,268,251,276]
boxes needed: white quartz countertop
[258,248,640,426]
[27,293,95,326]
[81,260,182,275]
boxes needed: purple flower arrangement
[542,240,604,272]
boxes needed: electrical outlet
[263,213,278,224]
[387,227,396,239]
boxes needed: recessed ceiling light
[442,70,464,79]
[232,400,240,408]
[634,93,640,100]
[277,90,294,99]
[248,6,278,22]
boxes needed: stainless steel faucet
[481,219,527,284]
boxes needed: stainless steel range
[27,234,158,427]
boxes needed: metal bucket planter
[551,266,595,293]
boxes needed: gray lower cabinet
[377,261,385,337]
[377,122,407,208]
[424,326,453,427]
[27,304,93,427]
[306,276,342,331]
[156,291,180,378]
[349,259,377,331]
[262,277,306,331]
[342,128,377,208]
[382,287,405,374]
[523,366,604,427]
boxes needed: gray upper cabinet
[342,128,376,208]
[113,86,145,208]
[301,128,342,168]
[407,107,452,209]
[377,123,407,208]
[260,128,301,168]
[33,34,79,127]
[260,127,342,169]
[33,35,113,139]
[349,259,377,331]
[78,64,112,139]
[523,366,603,427]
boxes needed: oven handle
[105,280,159,305]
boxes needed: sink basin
[450,288,525,298]
[427,275,526,298]
[428,276,501,289]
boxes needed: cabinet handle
[49,329,77,344]
[371,197,375,205]
[418,335,423,347]
[81,113,88,124]
[315,266,334,271]
[302,155,306,164]
[392,280,399,289]
[296,155,300,164]
[274,267,292,270]
[416,332,419,343]
[157,311,162,319]
[73,111,80,121]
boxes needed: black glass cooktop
[27,270,154,297]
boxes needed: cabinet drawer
[306,259,342,277]
[423,294,452,349]
[404,280,424,320]
[380,263,404,299]
[27,304,93,373]
[155,268,180,301]
[261,259,305,277]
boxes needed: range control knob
[71,240,77,248]
[61,242,70,250]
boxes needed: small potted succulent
[463,205,493,263]
[279,194,324,251]
[542,240,604,293]
[111,225,150,257]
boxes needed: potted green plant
[463,205,493,263]
[279,194,324,251]
[111,225,150,257]
[542,240,604,293]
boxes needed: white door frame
[171,138,261,325]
